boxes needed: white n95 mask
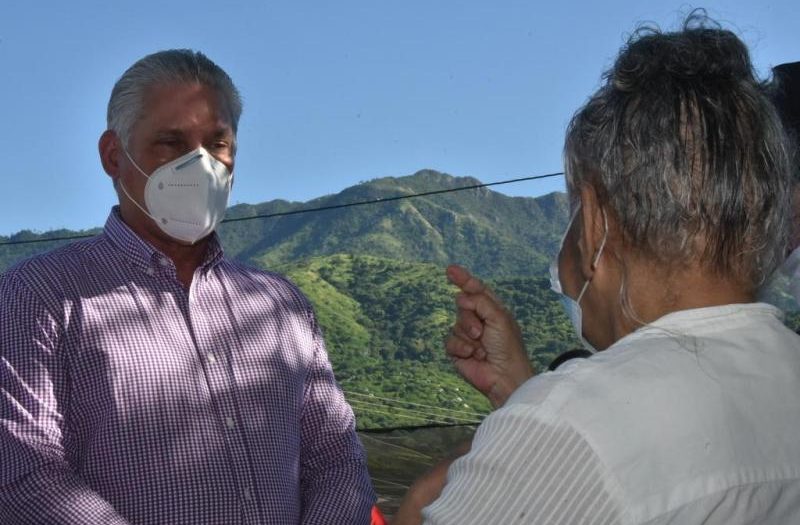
[120,147,232,244]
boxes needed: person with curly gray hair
[396,14,800,525]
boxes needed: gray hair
[563,11,792,291]
[107,49,242,147]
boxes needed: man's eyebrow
[212,127,234,138]
[154,129,186,138]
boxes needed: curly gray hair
[564,12,792,291]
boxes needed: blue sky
[1,1,797,235]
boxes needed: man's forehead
[152,126,234,137]
[138,82,235,131]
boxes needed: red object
[371,505,388,525]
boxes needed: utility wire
[348,403,471,427]
[0,231,99,246]
[346,390,487,418]
[221,172,563,224]
[367,477,411,490]
[348,398,482,424]
[358,421,480,433]
[0,172,563,247]
[357,432,435,461]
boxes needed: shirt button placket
[242,488,259,524]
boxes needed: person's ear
[99,130,122,182]
[577,184,608,280]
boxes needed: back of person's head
[107,49,242,148]
[564,10,791,292]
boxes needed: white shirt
[423,303,800,524]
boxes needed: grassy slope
[278,253,581,429]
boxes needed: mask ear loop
[575,208,609,304]
[117,148,164,226]
[550,204,582,294]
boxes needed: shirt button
[159,258,171,267]
[225,416,236,429]
[243,488,254,501]
[207,353,217,364]
[145,268,155,276]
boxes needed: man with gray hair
[0,50,375,524]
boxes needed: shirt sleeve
[421,403,623,525]
[298,308,376,525]
[0,272,131,524]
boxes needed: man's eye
[211,141,230,150]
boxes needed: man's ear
[577,184,608,280]
[99,130,121,181]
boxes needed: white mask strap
[576,208,609,304]
[122,147,151,179]
[117,179,161,225]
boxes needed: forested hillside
[219,169,570,278]
[279,254,579,428]
[1,170,570,278]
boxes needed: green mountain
[1,170,569,278]
[217,169,570,278]
[278,253,580,429]
[0,228,101,272]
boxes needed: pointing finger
[446,265,487,295]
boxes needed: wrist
[489,365,534,408]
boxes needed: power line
[221,172,563,224]
[346,390,487,418]
[0,172,563,247]
[0,231,99,246]
[347,395,484,422]
[348,398,482,425]
[357,432,435,461]
[367,477,411,490]
[350,404,448,426]
[359,421,480,433]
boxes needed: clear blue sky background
[1,1,797,235]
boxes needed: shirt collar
[610,302,785,350]
[103,206,225,277]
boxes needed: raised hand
[445,265,534,408]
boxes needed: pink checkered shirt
[0,208,374,524]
